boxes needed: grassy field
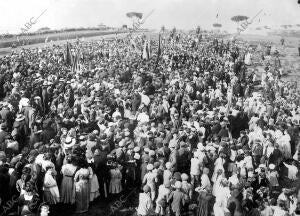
[0,30,128,48]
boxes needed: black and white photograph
[0,0,300,215]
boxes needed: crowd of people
[0,31,299,216]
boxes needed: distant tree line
[0,26,112,40]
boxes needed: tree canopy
[231,15,249,23]
[126,12,143,19]
[213,23,222,28]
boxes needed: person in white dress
[109,163,123,195]
[212,169,224,197]
[278,130,291,159]
[200,167,211,191]
[213,178,230,216]
[137,185,153,216]
[60,158,77,204]
[190,151,201,187]
[155,182,171,215]
[43,165,60,205]
[212,156,225,184]
[143,164,157,201]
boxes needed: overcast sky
[1,0,300,34]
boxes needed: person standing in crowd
[18,181,40,216]
[167,181,188,216]
[60,156,77,205]
[43,164,60,212]
[109,162,122,196]
[74,159,91,214]
[137,185,153,216]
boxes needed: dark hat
[154,161,160,169]
[180,141,187,148]
[1,123,7,130]
[173,172,182,181]
[89,133,96,141]
[143,185,151,193]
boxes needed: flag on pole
[157,34,162,58]
[65,42,73,66]
[142,40,149,60]
[147,39,151,58]
[72,50,79,72]
[130,38,138,51]
[154,34,162,70]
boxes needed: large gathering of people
[0,31,299,216]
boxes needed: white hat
[147,164,153,171]
[19,98,30,107]
[64,137,76,148]
[128,115,136,120]
[134,153,140,160]
[119,140,125,147]
[175,181,182,189]
[197,143,205,151]
[79,135,86,141]
[181,173,189,181]
[16,114,25,121]
[165,162,172,169]
[169,142,176,148]
[205,146,215,152]
[134,146,140,152]
[93,130,99,135]
[193,151,200,158]
[108,122,115,127]
[269,164,275,170]
[149,150,155,157]
[237,149,244,154]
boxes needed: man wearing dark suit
[0,104,14,131]
[94,148,108,198]
[251,170,269,192]
[169,143,179,172]
[0,124,8,151]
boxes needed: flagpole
[154,33,161,71]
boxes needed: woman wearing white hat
[142,164,156,201]
[211,154,225,185]
[155,181,171,216]
[62,136,76,155]
[136,185,153,216]
[213,178,230,216]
